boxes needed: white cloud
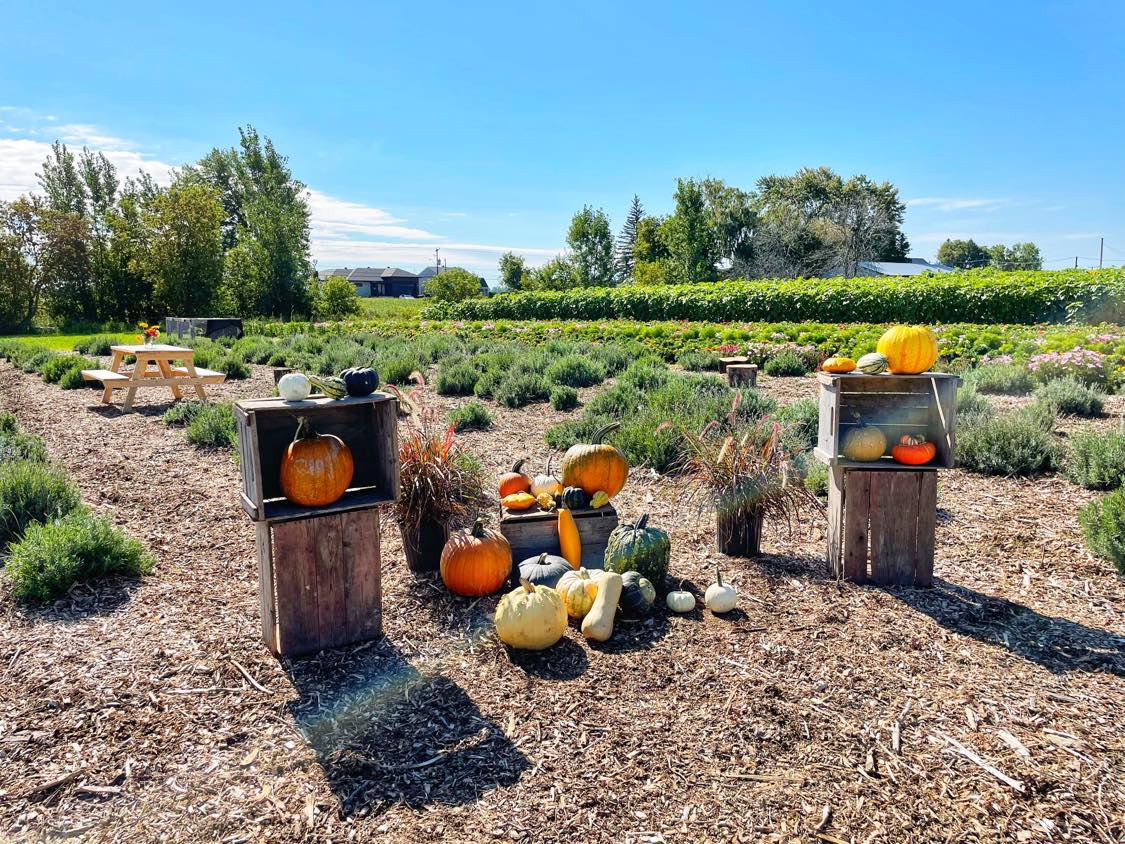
[0,137,177,201]
[311,237,558,270]
[306,189,440,242]
[906,197,1010,212]
[908,231,1030,245]
[1061,232,1101,241]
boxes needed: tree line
[0,127,318,333]
[936,238,1042,270]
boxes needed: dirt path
[1,363,1122,843]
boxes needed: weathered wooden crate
[826,468,936,586]
[166,317,244,340]
[814,372,960,469]
[500,505,619,573]
[256,508,382,655]
[234,393,399,523]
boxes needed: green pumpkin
[561,486,588,510]
[515,552,572,589]
[618,571,656,616]
[603,514,670,590]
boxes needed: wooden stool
[727,364,758,387]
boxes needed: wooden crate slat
[826,467,844,579]
[314,515,348,649]
[256,522,278,653]
[914,472,938,587]
[500,506,619,570]
[841,472,871,582]
[272,519,321,654]
[344,509,382,640]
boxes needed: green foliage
[473,368,505,399]
[22,349,56,373]
[494,373,550,408]
[41,354,82,384]
[566,205,616,287]
[550,385,579,411]
[57,358,100,389]
[425,267,483,302]
[801,459,829,498]
[677,349,720,371]
[956,406,1059,476]
[424,268,1125,325]
[937,238,990,269]
[956,382,993,416]
[219,357,251,380]
[498,251,528,292]
[1065,431,1125,490]
[435,360,481,396]
[377,352,421,385]
[0,429,48,464]
[0,460,83,551]
[6,510,155,603]
[763,350,810,377]
[966,363,1034,395]
[1033,378,1105,417]
[314,275,361,320]
[447,401,493,432]
[185,403,237,450]
[72,334,116,356]
[1080,488,1125,574]
[772,398,819,451]
[544,354,605,388]
[619,357,671,391]
[163,401,207,427]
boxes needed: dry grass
[0,363,1122,843]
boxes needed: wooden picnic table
[82,344,226,411]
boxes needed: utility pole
[1099,237,1104,269]
[1075,256,1079,268]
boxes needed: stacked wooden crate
[815,372,959,586]
[235,394,398,655]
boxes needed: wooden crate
[814,372,959,469]
[500,505,619,573]
[257,508,382,655]
[234,393,399,523]
[827,468,936,586]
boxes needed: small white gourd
[704,567,737,614]
[665,588,696,613]
[530,454,562,498]
[278,372,311,402]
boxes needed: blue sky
[2,1,1124,281]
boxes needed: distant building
[825,258,954,278]
[319,265,489,297]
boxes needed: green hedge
[422,268,1125,325]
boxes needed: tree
[314,275,361,319]
[615,195,644,282]
[498,251,527,291]
[633,215,669,264]
[633,260,672,286]
[425,267,483,302]
[135,181,225,317]
[37,142,87,216]
[97,180,159,323]
[566,206,615,287]
[0,197,51,332]
[523,256,574,291]
[937,238,990,269]
[987,242,1042,270]
[661,179,720,283]
[40,210,96,323]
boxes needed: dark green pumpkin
[603,513,670,589]
[515,552,571,589]
[619,571,656,616]
[561,486,588,510]
[340,366,380,397]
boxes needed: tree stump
[718,356,750,373]
[727,364,758,387]
[272,367,293,385]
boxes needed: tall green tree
[498,251,527,291]
[615,195,644,282]
[135,181,225,317]
[661,179,720,283]
[37,142,87,216]
[701,179,757,276]
[566,206,615,287]
[936,238,990,269]
[425,267,483,302]
[0,197,51,332]
[98,179,158,322]
[40,210,96,323]
[987,242,1042,270]
[314,275,361,319]
[524,256,575,290]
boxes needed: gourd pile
[435,423,740,653]
[821,324,940,467]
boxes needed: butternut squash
[581,571,622,642]
[558,508,581,568]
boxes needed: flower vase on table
[137,322,161,347]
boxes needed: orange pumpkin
[439,518,511,596]
[876,325,938,374]
[559,423,629,498]
[498,458,532,497]
[891,434,938,465]
[279,417,354,506]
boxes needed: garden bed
[0,359,1122,843]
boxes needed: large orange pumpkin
[279,417,354,506]
[891,434,938,465]
[439,518,511,596]
[876,325,938,374]
[498,458,532,497]
[559,423,629,498]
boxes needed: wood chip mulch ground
[0,362,1122,843]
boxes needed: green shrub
[772,398,819,451]
[1079,489,1125,574]
[72,335,116,356]
[586,383,646,419]
[587,344,634,375]
[1065,431,1125,490]
[1033,378,1105,417]
[185,403,237,450]
[0,411,17,435]
[956,407,1059,476]
[219,357,251,380]
[435,361,480,396]
[763,350,810,377]
[544,355,605,388]
[6,510,155,603]
[0,461,83,551]
[447,401,493,432]
[0,430,48,464]
[377,353,421,385]
[41,355,82,384]
[619,358,670,391]
[163,401,207,427]
[22,350,56,373]
[801,458,829,498]
[473,368,505,399]
[57,363,97,390]
[966,363,1033,395]
[956,382,993,416]
[494,373,550,408]
[677,350,721,371]
[550,385,579,411]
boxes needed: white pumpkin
[665,589,696,613]
[704,567,738,614]
[530,455,562,498]
[278,372,311,402]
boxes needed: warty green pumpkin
[603,513,670,589]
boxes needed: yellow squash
[876,325,937,374]
[558,508,581,568]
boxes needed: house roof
[858,260,953,276]
[418,265,440,278]
[381,267,419,279]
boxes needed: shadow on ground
[285,638,529,817]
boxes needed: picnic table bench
[82,344,226,411]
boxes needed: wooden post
[727,364,758,388]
